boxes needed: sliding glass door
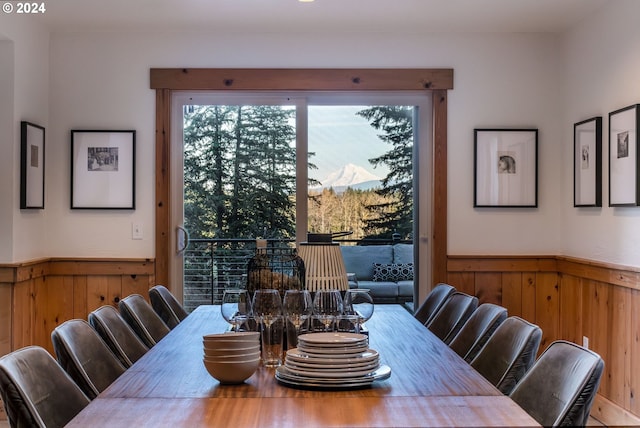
[170,92,431,310]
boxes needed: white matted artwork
[574,117,602,207]
[71,130,136,209]
[474,129,538,208]
[609,104,639,207]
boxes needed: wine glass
[343,289,374,334]
[282,290,313,348]
[252,289,284,367]
[221,289,252,332]
[312,289,343,332]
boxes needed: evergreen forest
[182,104,414,242]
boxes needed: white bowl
[203,351,261,361]
[202,339,259,350]
[203,332,260,341]
[203,345,260,356]
[203,358,260,384]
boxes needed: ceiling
[32,0,609,34]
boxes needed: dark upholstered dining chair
[448,303,507,362]
[470,316,542,395]
[0,346,90,428]
[413,283,456,325]
[51,319,127,400]
[119,294,171,348]
[425,291,478,344]
[89,305,149,368]
[510,340,604,427]
[149,284,188,329]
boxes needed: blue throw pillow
[372,262,414,282]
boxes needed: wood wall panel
[473,272,502,305]
[447,255,640,426]
[73,275,88,318]
[520,273,537,323]
[446,272,474,296]
[501,273,522,318]
[608,285,630,407]
[122,274,153,302]
[12,279,33,350]
[0,284,11,356]
[558,274,582,345]
[631,290,640,414]
[1,258,155,356]
[534,272,559,351]
[33,276,75,355]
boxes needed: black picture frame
[474,128,538,208]
[574,116,602,207]
[71,130,136,209]
[20,121,45,209]
[608,104,640,207]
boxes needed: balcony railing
[182,237,411,312]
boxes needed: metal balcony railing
[181,237,411,312]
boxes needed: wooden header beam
[150,68,453,91]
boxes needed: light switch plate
[132,222,143,240]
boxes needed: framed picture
[71,130,136,209]
[609,104,640,207]
[474,128,538,208]
[574,117,602,207]
[20,121,45,209]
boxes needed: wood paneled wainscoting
[448,255,640,426]
[0,258,155,358]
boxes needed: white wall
[0,40,15,262]
[0,16,49,262]
[561,0,640,266]
[45,31,567,259]
[5,1,640,269]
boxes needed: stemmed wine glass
[252,289,284,367]
[343,289,374,334]
[221,289,252,332]
[282,290,313,348]
[312,289,343,332]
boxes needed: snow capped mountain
[314,163,382,191]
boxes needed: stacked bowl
[202,331,260,384]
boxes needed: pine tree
[183,105,297,240]
[357,106,414,240]
[183,105,235,239]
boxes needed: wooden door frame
[151,68,452,299]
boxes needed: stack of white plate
[275,332,391,389]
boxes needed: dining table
[65,304,540,427]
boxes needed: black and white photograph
[474,128,538,207]
[20,121,45,209]
[617,131,629,159]
[574,116,602,207]
[497,153,516,174]
[71,130,136,209]
[88,147,119,171]
[609,104,640,206]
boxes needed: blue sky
[308,106,390,182]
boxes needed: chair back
[414,283,456,325]
[426,291,479,344]
[89,305,149,367]
[51,319,126,399]
[509,340,604,427]
[149,284,188,329]
[0,346,90,428]
[448,303,507,362]
[119,294,171,348]
[470,316,542,394]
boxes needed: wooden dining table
[66,304,540,427]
